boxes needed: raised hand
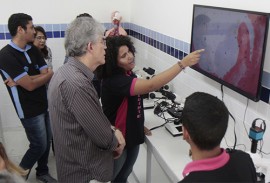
[181,49,205,68]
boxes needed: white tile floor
[26,150,57,183]
[10,149,57,183]
[4,126,165,183]
[11,146,138,183]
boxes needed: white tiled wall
[46,38,66,71]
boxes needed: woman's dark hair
[96,35,136,79]
[34,26,49,59]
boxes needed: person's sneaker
[36,174,58,183]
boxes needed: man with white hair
[48,17,125,183]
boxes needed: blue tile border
[46,32,53,38]
[0,22,269,103]
[0,25,4,33]
[60,31,65,37]
[128,29,186,60]
[3,25,8,33]
[0,33,4,40]
[0,24,67,39]
[53,24,61,31]
[5,33,11,39]
[44,24,53,32]
[53,31,61,38]
[60,24,68,31]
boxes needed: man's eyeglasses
[88,37,106,47]
[35,36,46,41]
[101,37,106,46]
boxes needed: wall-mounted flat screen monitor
[190,5,269,102]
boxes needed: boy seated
[179,92,257,182]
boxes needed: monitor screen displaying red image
[190,5,269,101]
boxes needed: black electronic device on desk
[165,123,183,137]
[143,92,164,110]
[150,86,184,137]
[165,106,183,137]
[167,107,182,118]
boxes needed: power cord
[242,98,250,136]
[221,85,270,157]
[221,84,237,150]
[223,136,246,151]
[256,140,270,157]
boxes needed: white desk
[144,109,191,183]
[143,109,270,183]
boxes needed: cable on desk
[149,121,167,131]
[150,104,178,131]
[149,99,181,131]
[257,140,270,157]
[224,136,246,151]
[149,117,178,131]
[242,99,250,136]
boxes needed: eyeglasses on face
[101,37,106,46]
[35,36,46,40]
[87,37,107,47]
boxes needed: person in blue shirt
[0,13,56,183]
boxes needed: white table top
[144,109,191,182]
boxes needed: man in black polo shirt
[179,92,256,182]
[0,13,56,182]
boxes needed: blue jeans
[19,112,52,176]
[113,145,140,183]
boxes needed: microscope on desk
[138,67,175,110]
[134,67,155,101]
[164,96,183,137]
[152,86,184,137]
[135,66,184,137]
[249,118,266,153]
